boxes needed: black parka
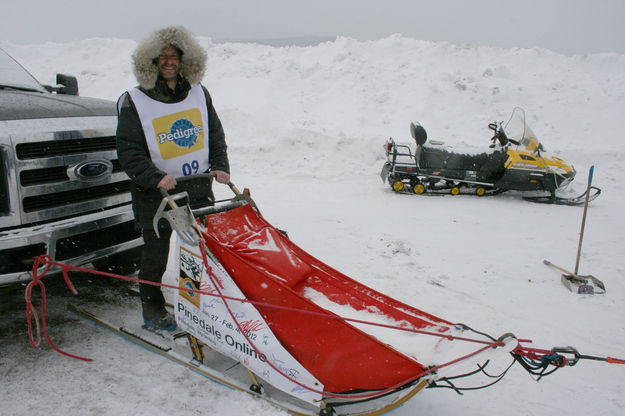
[116,76,230,229]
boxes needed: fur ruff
[132,26,207,89]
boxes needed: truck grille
[23,181,131,212]
[0,150,8,214]
[15,136,117,159]
[19,160,123,186]
[55,219,140,261]
[9,123,133,226]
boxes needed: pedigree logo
[152,108,205,160]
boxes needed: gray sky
[3,0,625,54]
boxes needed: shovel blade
[579,274,606,293]
[561,274,604,294]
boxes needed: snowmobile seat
[410,123,427,167]
[476,151,507,181]
[446,152,492,171]
[420,148,501,173]
[410,122,427,146]
[419,146,448,169]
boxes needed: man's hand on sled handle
[212,170,230,184]
[157,174,177,191]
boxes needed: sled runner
[380,108,601,205]
[25,174,623,416]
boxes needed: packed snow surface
[1,35,624,415]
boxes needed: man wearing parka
[116,26,230,330]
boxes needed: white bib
[128,85,210,177]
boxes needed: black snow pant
[138,227,172,320]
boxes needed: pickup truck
[0,47,142,286]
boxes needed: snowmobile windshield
[0,48,47,93]
[503,107,544,153]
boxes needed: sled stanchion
[245,369,263,393]
[188,335,205,363]
[227,182,242,196]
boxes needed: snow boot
[143,312,177,331]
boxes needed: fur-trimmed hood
[132,26,207,89]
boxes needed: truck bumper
[0,205,142,285]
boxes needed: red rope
[25,255,90,362]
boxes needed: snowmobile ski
[522,186,601,206]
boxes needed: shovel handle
[543,260,573,276]
[574,165,594,274]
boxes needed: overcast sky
[2,0,624,55]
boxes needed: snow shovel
[543,260,605,294]
[544,166,605,294]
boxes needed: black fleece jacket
[116,76,230,229]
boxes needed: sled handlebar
[159,172,242,199]
[154,173,253,245]
[158,173,260,218]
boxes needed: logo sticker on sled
[178,246,204,308]
[152,108,204,160]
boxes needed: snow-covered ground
[1,35,624,415]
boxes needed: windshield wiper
[0,84,44,93]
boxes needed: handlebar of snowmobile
[488,121,520,148]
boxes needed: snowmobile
[26,174,621,416]
[380,107,600,205]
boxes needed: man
[116,26,230,330]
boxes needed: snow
[1,35,625,415]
